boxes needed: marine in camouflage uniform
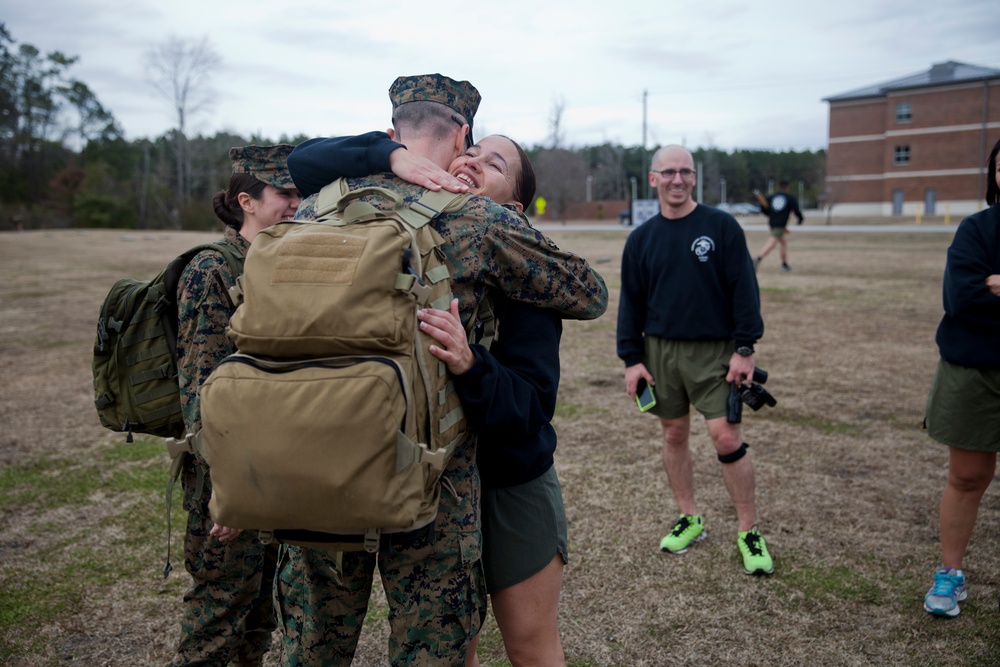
[171,145,296,667]
[275,75,608,666]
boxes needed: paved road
[535,222,958,234]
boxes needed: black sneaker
[781,263,792,272]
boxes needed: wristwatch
[735,345,754,357]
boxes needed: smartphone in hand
[636,378,657,412]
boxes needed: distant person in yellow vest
[534,195,546,220]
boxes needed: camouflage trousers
[275,527,485,666]
[170,463,279,667]
[274,449,486,666]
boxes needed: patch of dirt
[1,227,997,666]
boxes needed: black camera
[738,382,777,411]
[725,367,777,423]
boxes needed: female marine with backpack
[169,145,300,667]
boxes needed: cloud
[4,0,999,150]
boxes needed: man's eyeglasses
[652,168,696,180]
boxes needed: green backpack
[92,241,244,442]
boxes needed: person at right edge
[922,136,1000,618]
[753,179,803,272]
[616,144,774,576]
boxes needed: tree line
[0,25,826,231]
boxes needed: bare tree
[548,96,566,150]
[144,35,220,217]
[533,148,588,223]
[590,143,626,200]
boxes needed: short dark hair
[499,135,536,211]
[212,174,267,229]
[391,100,465,144]
[986,137,1000,207]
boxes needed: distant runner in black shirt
[753,179,804,272]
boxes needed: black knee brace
[718,442,749,464]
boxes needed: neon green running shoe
[659,514,705,554]
[737,527,774,575]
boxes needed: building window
[896,102,912,123]
[894,145,910,165]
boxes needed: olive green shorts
[925,358,1000,452]
[769,226,787,239]
[643,337,731,420]
[481,466,568,593]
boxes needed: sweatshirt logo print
[691,236,715,262]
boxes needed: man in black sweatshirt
[617,144,774,575]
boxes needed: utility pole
[643,89,649,198]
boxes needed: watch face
[736,346,753,357]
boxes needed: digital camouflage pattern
[172,225,279,666]
[229,144,296,189]
[293,174,609,326]
[389,73,481,142]
[279,173,607,663]
[172,511,278,667]
[275,441,485,666]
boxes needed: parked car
[716,202,761,216]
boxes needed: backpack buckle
[419,445,448,472]
[164,433,196,460]
[364,528,380,553]
[395,273,432,306]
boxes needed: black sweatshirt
[288,132,403,197]
[617,204,763,367]
[454,295,562,488]
[936,205,1000,368]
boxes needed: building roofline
[823,60,1000,102]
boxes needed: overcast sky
[6,0,1000,152]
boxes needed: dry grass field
[1,221,998,666]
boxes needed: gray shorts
[643,337,731,420]
[481,466,568,593]
[925,358,1000,452]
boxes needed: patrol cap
[229,144,295,189]
[388,73,481,146]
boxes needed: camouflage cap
[229,144,295,189]
[388,73,481,145]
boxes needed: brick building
[824,61,1000,217]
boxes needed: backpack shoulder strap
[205,240,245,276]
[314,178,351,220]
[164,240,245,295]
[411,188,472,220]
[466,291,497,351]
[161,240,246,362]
[314,178,471,228]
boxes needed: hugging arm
[481,206,609,321]
[287,132,403,197]
[287,131,466,196]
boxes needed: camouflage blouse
[176,225,249,436]
[294,174,609,327]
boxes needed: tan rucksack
[194,179,474,552]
